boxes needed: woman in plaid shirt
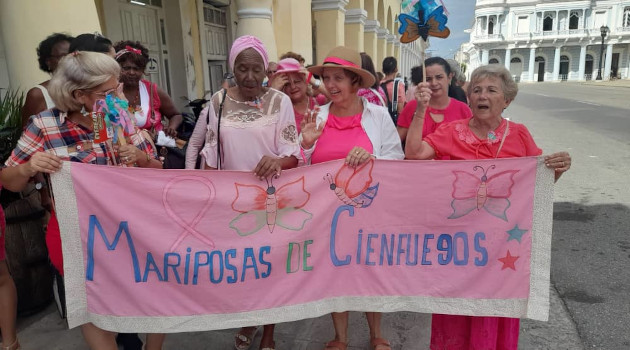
[0,51,164,350]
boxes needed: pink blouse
[425,118,543,160]
[200,89,301,170]
[311,112,373,164]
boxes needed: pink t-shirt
[397,98,473,136]
[311,113,374,164]
[358,87,386,106]
[383,79,407,106]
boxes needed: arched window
[489,58,499,64]
[585,54,594,62]
[543,15,554,31]
[560,55,569,63]
[488,17,495,34]
[624,7,630,27]
[535,56,545,62]
[510,57,522,63]
[569,11,579,29]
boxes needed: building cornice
[364,19,380,33]
[237,8,272,20]
[312,0,349,12]
[345,8,368,25]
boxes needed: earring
[81,105,89,117]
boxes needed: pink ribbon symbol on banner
[163,176,216,251]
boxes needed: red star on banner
[498,250,519,271]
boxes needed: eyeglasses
[267,70,277,75]
[89,87,117,98]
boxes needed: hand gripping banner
[50,157,554,332]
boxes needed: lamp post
[596,25,609,80]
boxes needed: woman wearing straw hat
[301,46,403,350]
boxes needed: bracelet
[413,110,425,119]
[145,152,151,163]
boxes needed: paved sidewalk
[579,79,630,88]
[15,285,582,350]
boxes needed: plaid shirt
[5,109,157,167]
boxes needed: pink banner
[51,157,554,332]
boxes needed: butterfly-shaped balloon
[230,177,313,236]
[449,165,518,221]
[398,5,450,43]
[325,159,379,208]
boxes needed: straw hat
[308,46,375,89]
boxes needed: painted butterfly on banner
[325,158,379,208]
[230,177,313,236]
[449,165,518,221]
[398,5,450,43]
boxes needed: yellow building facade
[0,0,425,106]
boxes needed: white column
[552,46,561,81]
[555,11,559,31]
[235,0,277,61]
[604,44,613,80]
[504,48,511,69]
[582,9,587,30]
[481,49,489,65]
[578,45,587,80]
[528,48,536,82]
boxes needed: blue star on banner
[506,224,528,243]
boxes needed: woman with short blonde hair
[1,51,165,350]
[48,51,121,112]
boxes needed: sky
[422,0,476,58]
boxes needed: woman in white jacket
[300,46,403,350]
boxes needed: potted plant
[0,89,24,207]
[0,89,24,166]
[1,88,55,315]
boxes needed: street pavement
[512,81,630,349]
[14,80,630,349]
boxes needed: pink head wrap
[229,35,269,71]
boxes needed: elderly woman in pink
[271,57,319,133]
[301,46,403,350]
[406,64,571,350]
[198,35,300,350]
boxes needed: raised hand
[300,106,323,149]
[269,73,289,91]
[414,82,432,114]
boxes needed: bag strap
[392,80,399,109]
[216,89,228,170]
[495,119,510,159]
[380,82,393,114]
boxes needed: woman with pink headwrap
[196,35,300,350]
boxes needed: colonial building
[457,0,630,82]
[0,0,424,105]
